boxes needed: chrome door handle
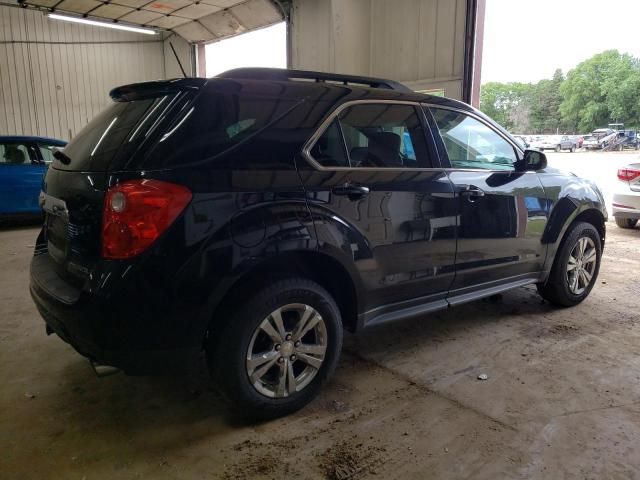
[332,183,370,199]
[460,186,485,202]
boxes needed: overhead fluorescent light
[48,13,157,35]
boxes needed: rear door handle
[460,185,485,202]
[332,183,370,199]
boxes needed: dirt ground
[2,217,640,479]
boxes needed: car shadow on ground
[0,216,42,231]
[346,285,555,360]
[48,286,553,439]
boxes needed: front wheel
[208,277,343,419]
[555,145,561,152]
[615,217,638,229]
[537,222,601,307]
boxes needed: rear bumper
[612,192,640,219]
[30,256,202,375]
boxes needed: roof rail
[217,68,413,93]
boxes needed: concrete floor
[2,215,640,478]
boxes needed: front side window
[310,103,430,168]
[430,108,517,171]
[0,143,32,165]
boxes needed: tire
[555,145,561,152]
[537,222,602,307]
[569,146,575,153]
[615,217,638,229]
[207,277,343,419]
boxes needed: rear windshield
[55,87,301,172]
[55,94,178,171]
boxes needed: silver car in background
[613,164,640,229]
[538,135,577,152]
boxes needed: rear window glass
[55,89,301,171]
[56,94,178,171]
[137,91,300,169]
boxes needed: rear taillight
[102,179,192,259]
[617,168,640,182]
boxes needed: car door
[426,106,550,304]
[298,101,457,326]
[0,141,44,215]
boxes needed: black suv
[30,68,606,418]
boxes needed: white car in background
[613,164,640,229]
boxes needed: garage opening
[480,0,640,211]
[204,22,287,77]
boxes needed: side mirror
[517,149,547,172]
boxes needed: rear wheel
[208,277,343,419]
[537,222,601,307]
[555,145,561,152]
[615,217,638,229]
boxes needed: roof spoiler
[109,78,206,102]
[217,68,413,93]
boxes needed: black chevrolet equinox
[31,68,607,418]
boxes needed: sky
[205,22,286,77]
[482,0,640,84]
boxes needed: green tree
[602,54,640,128]
[479,82,533,132]
[480,50,640,133]
[560,50,624,132]
[529,69,564,133]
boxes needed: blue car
[0,136,67,216]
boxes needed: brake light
[617,168,640,182]
[102,179,192,259]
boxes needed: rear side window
[310,103,431,168]
[309,120,349,167]
[38,144,61,164]
[139,92,300,169]
[57,95,176,171]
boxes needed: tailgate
[41,168,109,284]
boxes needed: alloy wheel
[566,237,597,295]
[246,303,328,398]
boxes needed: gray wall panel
[291,0,468,100]
[0,5,193,140]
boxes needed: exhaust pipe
[90,361,120,378]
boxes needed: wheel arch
[206,251,361,338]
[542,205,606,276]
[573,208,606,247]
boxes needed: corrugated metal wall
[290,0,468,100]
[0,5,192,141]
